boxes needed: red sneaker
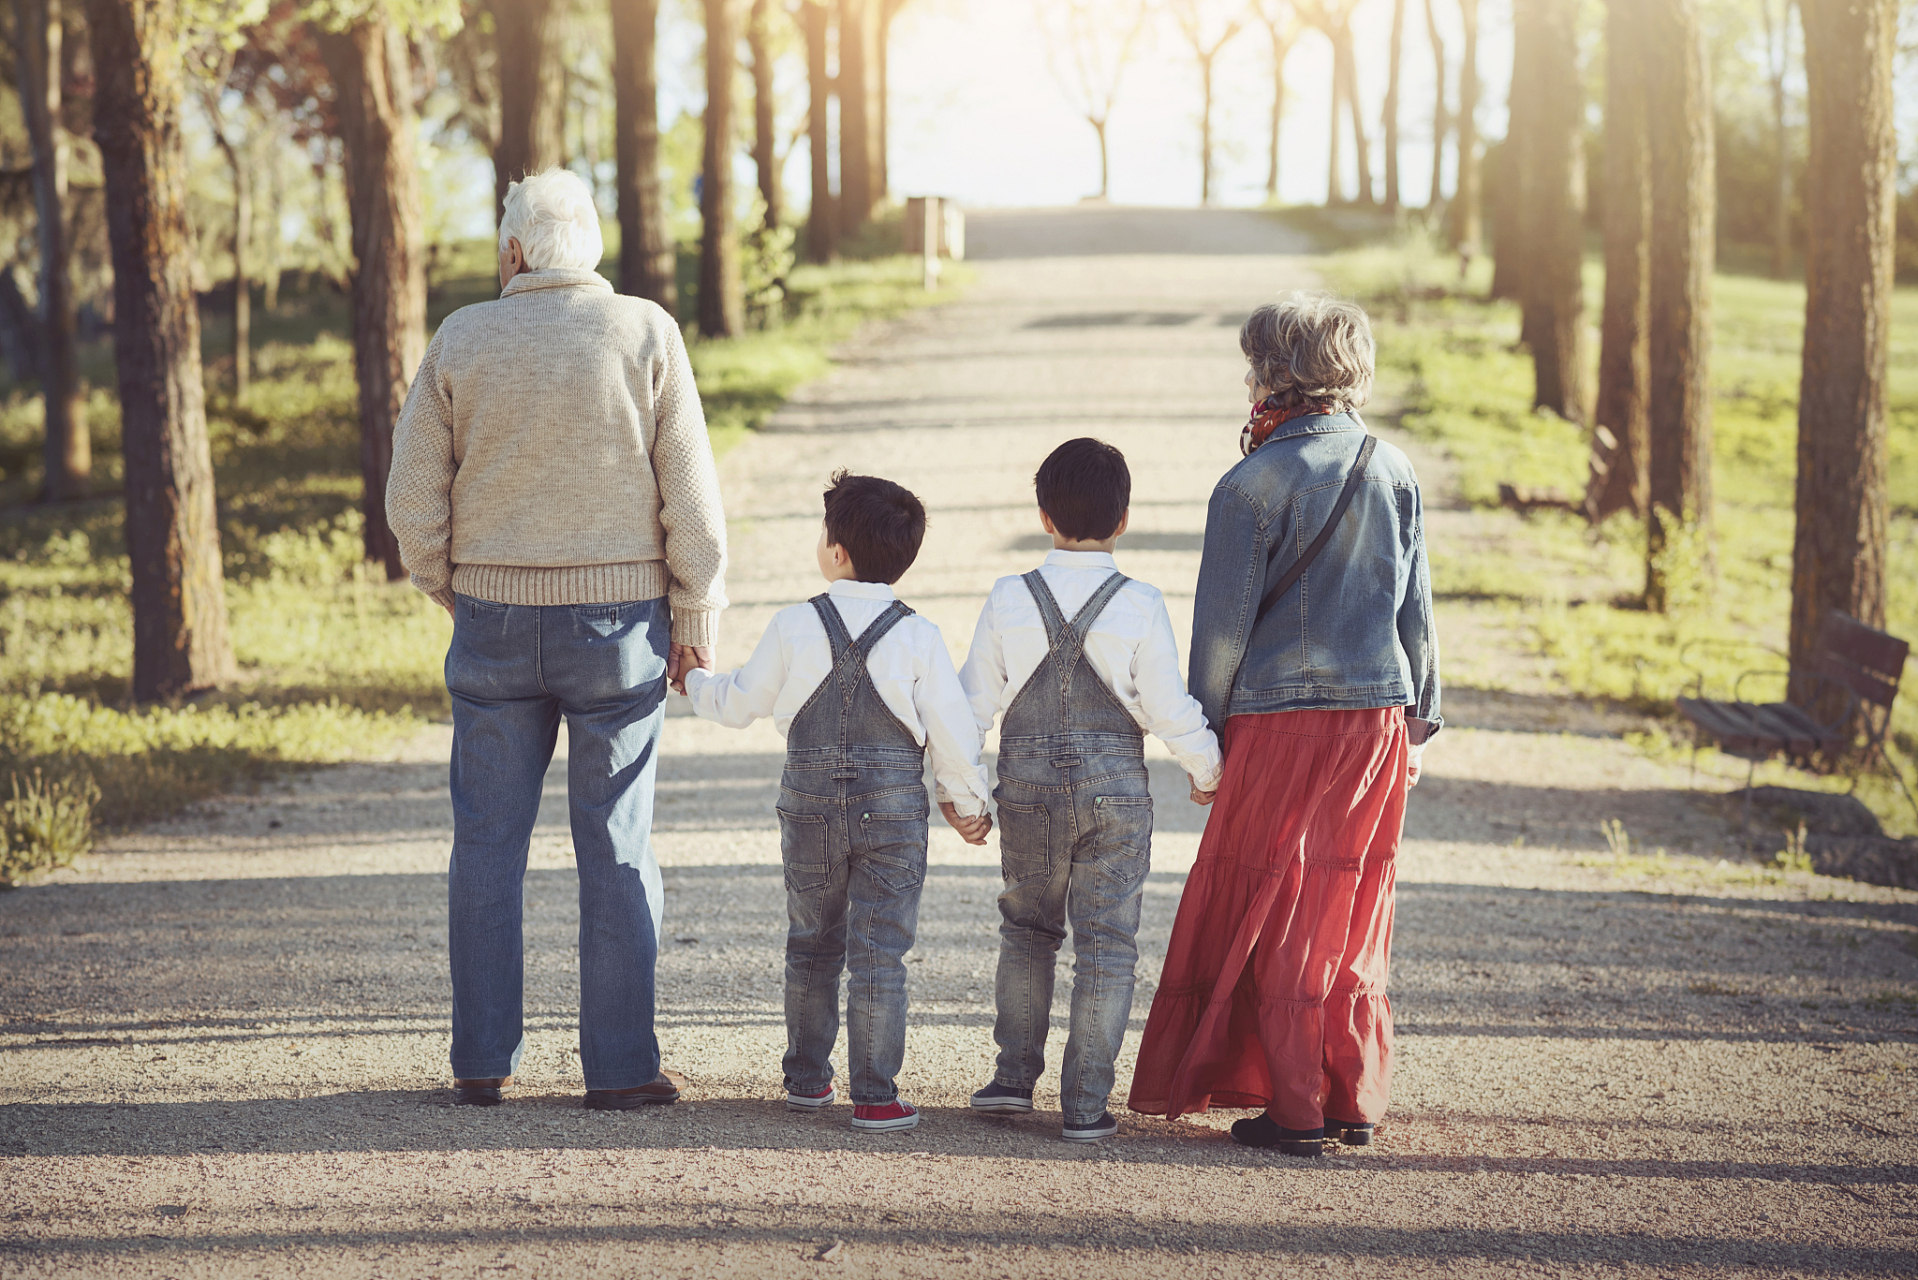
[851,1099,919,1131]
[786,1084,836,1112]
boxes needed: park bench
[1675,610,1909,806]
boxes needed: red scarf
[1241,396,1337,456]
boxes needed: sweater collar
[501,268,615,298]
[828,579,896,603]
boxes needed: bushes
[0,769,98,887]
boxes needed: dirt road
[3,208,1915,1279]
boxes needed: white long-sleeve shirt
[683,579,992,816]
[960,550,1223,791]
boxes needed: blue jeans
[777,759,929,1105]
[992,737,1152,1124]
[445,593,669,1090]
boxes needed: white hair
[499,168,604,272]
[1239,291,1375,413]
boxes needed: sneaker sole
[851,1114,920,1132]
[1061,1126,1117,1142]
[786,1089,836,1112]
[969,1098,1035,1114]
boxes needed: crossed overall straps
[806,595,916,771]
[1018,570,1130,728]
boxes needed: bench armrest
[1679,638,1786,699]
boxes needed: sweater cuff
[671,608,719,647]
[430,587,457,612]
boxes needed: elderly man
[387,169,726,1110]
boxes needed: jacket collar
[1258,410,1363,447]
[1043,549,1118,571]
[501,268,614,298]
[828,579,896,602]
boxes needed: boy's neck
[1050,535,1118,554]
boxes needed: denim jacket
[1188,413,1441,740]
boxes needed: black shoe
[1061,1111,1118,1142]
[452,1076,512,1107]
[969,1081,1035,1114]
[584,1069,685,1110]
[1324,1118,1376,1146]
[1229,1114,1324,1158]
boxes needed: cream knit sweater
[386,269,728,646]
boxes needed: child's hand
[1188,776,1217,806]
[940,801,992,846]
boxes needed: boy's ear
[1113,508,1130,539]
[1039,509,1057,537]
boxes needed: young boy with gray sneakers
[959,438,1222,1142]
[682,471,992,1132]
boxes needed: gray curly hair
[1239,291,1375,413]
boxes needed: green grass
[1316,230,1918,835]
[0,244,964,880]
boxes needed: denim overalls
[777,595,930,1106]
[991,571,1153,1125]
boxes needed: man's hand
[1407,743,1425,788]
[1188,782,1217,806]
[668,644,713,695]
[940,801,992,846]
[441,599,455,618]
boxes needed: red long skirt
[1127,707,1407,1129]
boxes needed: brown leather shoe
[452,1075,513,1107]
[583,1068,686,1110]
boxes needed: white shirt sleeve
[957,593,1009,738]
[1132,594,1224,791]
[684,614,789,728]
[917,626,993,817]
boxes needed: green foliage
[1317,232,1918,836]
[0,768,99,888]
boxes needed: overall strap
[1036,570,1128,670]
[847,599,915,664]
[809,594,853,662]
[1020,570,1070,642]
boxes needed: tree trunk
[85,0,234,700]
[1591,0,1651,519]
[1768,0,1794,279]
[1266,25,1289,201]
[317,20,427,581]
[1339,26,1372,205]
[1488,141,1522,301]
[802,0,834,261]
[699,0,743,337]
[1423,0,1447,214]
[1643,0,1714,611]
[263,135,282,312]
[17,0,88,500]
[877,0,898,203]
[1515,0,1585,422]
[748,0,780,228]
[1199,53,1215,205]
[208,112,252,400]
[1382,0,1403,212]
[612,0,677,311]
[1326,26,1344,204]
[1788,0,1895,706]
[1449,0,1481,252]
[836,0,874,238]
[486,0,561,220]
[1094,117,1110,199]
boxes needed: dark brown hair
[1034,437,1130,542]
[822,470,927,584]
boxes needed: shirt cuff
[671,608,719,647]
[1191,765,1223,793]
[1407,715,1438,745]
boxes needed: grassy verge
[1312,229,1918,836]
[0,245,965,881]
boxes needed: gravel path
[3,208,1915,1279]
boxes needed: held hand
[940,801,992,846]
[668,644,714,695]
[1188,774,1217,806]
[1407,744,1425,789]
[441,599,455,618]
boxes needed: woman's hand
[1188,783,1217,806]
[1406,743,1425,788]
[940,801,992,846]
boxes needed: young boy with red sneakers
[682,471,992,1131]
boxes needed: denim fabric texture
[991,571,1153,1126]
[1188,413,1441,738]
[778,596,931,1106]
[444,594,669,1090]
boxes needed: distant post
[921,196,939,291]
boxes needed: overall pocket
[858,807,928,894]
[777,808,832,895]
[1090,794,1153,873]
[994,794,1052,885]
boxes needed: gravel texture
[2,208,1915,1279]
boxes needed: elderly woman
[1127,293,1439,1157]
[387,169,727,1110]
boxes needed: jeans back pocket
[994,794,1052,885]
[777,808,832,895]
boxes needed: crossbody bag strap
[1256,434,1378,622]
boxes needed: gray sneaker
[1061,1111,1118,1142]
